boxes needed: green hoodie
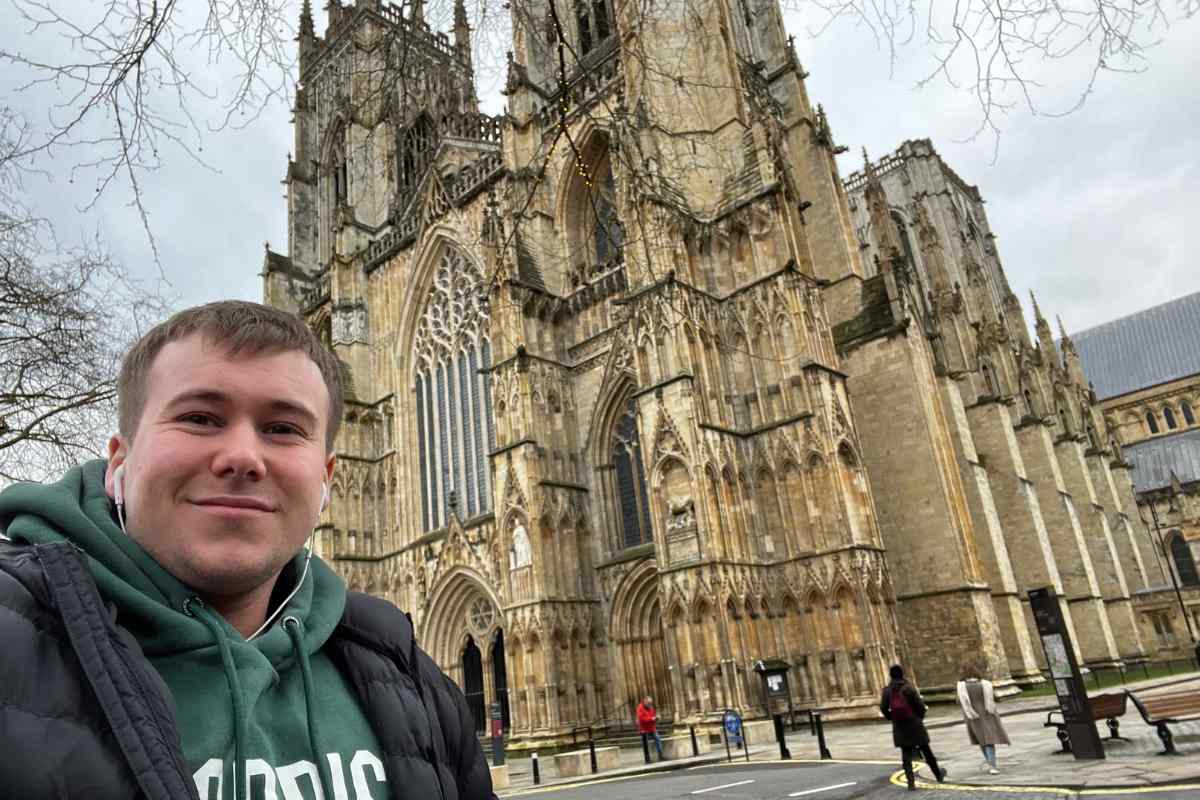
[0,460,387,800]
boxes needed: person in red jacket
[637,696,664,760]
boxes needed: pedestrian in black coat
[880,664,946,790]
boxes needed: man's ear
[105,435,128,500]
[324,453,337,487]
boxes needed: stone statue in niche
[510,523,532,569]
[666,494,695,531]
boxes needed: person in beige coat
[956,661,1010,774]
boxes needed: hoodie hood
[0,459,344,660]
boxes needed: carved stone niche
[661,460,700,566]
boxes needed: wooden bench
[1127,688,1200,755]
[1043,692,1128,754]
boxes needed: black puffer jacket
[880,680,930,748]
[0,538,492,800]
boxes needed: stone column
[1015,421,1121,666]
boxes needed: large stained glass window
[412,247,495,531]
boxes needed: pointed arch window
[890,210,917,269]
[413,247,494,531]
[1146,411,1160,435]
[1183,401,1196,426]
[1169,531,1199,587]
[577,0,614,58]
[399,114,436,196]
[1164,407,1178,430]
[612,397,652,549]
[980,361,999,397]
[593,167,623,264]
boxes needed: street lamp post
[1143,496,1199,665]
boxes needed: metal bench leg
[1106,718,1127,741]
[1156,723,1178,756]
[1054,726,1072,754]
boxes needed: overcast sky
[3,2,1197,336]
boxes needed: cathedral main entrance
[424,570,508,734]
[610,561,673,721]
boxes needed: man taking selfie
[0,301,492,800]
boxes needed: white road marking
[691,779,756,794]
[789,782,858,797]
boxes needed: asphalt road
[502,760,1200,800]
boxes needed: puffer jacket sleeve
[427,654,493,800]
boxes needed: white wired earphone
[112,464,327,641]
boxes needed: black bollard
[641,733,652,764]
[589,738,598,773]
[808,710,816,736]
[532,752,541,785]
[813,711,832,760]
[723,726,733,763]
[690,725,699,757]
[773,714,791,759]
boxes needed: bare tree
[1,0,1193,219]
[791,0,1198,147]
[0,110,169,485]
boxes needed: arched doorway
[462,636,485,734]
[492,629,511,731]
[610,560,673,721]
[422,569,510,727]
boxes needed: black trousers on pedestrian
[900,744,941,787]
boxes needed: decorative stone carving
[511,523,532,568]
[332,302,369,345]
[666,495,695,531]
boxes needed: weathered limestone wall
[1015,422,1121,666]
[942,385,1041,684]
[1052,439,1147,662]
[839,332,1006,692]
[966,401,1081,669]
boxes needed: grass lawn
[1013,660,1199,699]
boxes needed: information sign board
[1028,587,1104,760]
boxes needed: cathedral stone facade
[264,0,1150,742]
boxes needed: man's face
[105,334,335,600]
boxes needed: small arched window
[1183,401,1196,426]
[399,114,436,195]
[576,0,614,58]
[980,362,999,397]
[1146,412,1160,435]
[1164,407,1178,430]
[1169,531,1199,587]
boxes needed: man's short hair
[118,300,344,449]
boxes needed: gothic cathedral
[265,0,1154,741]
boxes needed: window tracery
[612,397,652,549]
[399,114,436,196]
[576,0,613,58]
[1183,401,1196,426]
[413,246,494,531]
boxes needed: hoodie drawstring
[285,615,334,800]
[185,596,250,800]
